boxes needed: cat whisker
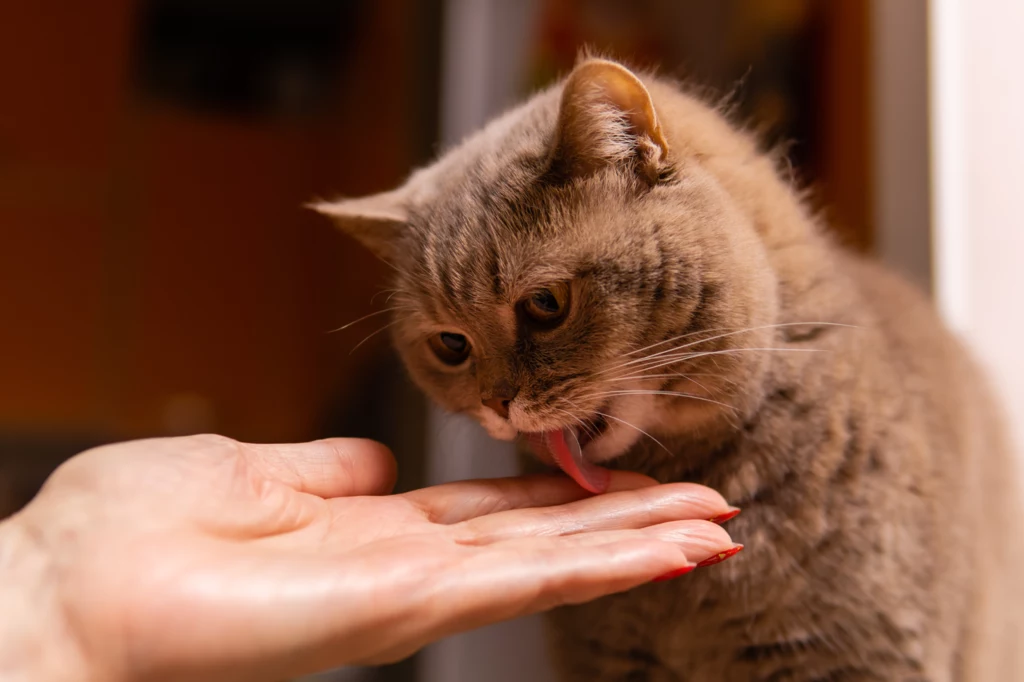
[610,324,787,374]
[620,323,777,359]
[577,389,738,413]
[600,372,694,383]
[603,347,823,380]
[600,330,746,376]
[374,253,401,274]
[369,287,402,305]
[349,317,411,354]
[647,370,742,389]
[559,426,599,462]
[599,371,716,393]
[553,407,599,439]
[602,324,795,376]
[687,371,742,389]
[327,305,414,334]
[671,373,713,395]
[601,322,850,377]
[592,410,673,456]
[568,428,585,459]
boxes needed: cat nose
[482,381,519,420]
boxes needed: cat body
[318,58,1022,681]
[547,250,1022,681]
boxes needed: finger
[403,470,658,524]
[454,482,732,544]
[242,439,397,498]
[379,523,735,663]
[640,519,736,563]
[502,519,734,566]
[356,537,694,665]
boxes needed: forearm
[0,516,89,682]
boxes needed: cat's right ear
[548,58,670,185]
[309,190,407,262]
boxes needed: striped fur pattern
[317,58,1022,681]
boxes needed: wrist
[0,515,91,682]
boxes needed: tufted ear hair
[309,188,407,262]
[549,58,670,184]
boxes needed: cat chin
[475,407,519,441]
[582,423,643,462]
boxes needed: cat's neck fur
[606,80,854,481]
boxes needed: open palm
[8,435,735,682]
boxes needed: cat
[315,56,1023,681]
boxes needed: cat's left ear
[549,58,670,184]
[310,189,406,262]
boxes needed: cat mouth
[526,414,612,494]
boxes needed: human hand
[0,435,736,682]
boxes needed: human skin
[0,434,736,682]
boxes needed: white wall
[931,0,1024,458]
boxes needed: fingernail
[708,507,741,524]
[696,544,743,567]
[651,565,696,582]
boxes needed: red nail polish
[652,565,696,582]
[709,508,741,524]
[696,544,744,568]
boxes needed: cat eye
[522,282,570,326]
[429,332,471,366]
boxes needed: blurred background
[0,1,1019,681]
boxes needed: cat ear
[549,58,670,184]
[309,189,407,262]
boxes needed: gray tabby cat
[316,57,1023,681]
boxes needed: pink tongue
[527,428,611,494]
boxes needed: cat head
[316,58,777,470]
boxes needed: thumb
[241,438,398,498]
